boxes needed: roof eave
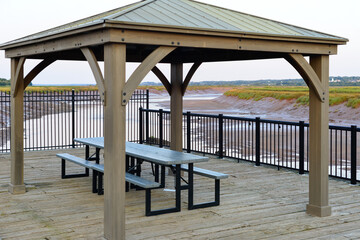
[0,21,107,50]
[0,20,348,51]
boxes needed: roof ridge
[103,0,156,20]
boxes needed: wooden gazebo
[0,0,348,239]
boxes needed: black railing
[0,89,148,152]
[139,108,360,184]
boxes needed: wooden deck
[1,149,360,239]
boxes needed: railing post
[299,121,305,174]
[255,117,261,166]
[351,125,357,185]
[218,114,223,159]
[145,105,149,145]
[146,89,149,109]
[187,111,191,153]
[72,89,75,148]
[139,107,143,144]
[159,109,163,148]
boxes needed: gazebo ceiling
[21,45,286,63]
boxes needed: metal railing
[139,108,360,184]
[0,89,149,152]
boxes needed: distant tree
[0,78,10,86]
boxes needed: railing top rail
[141,108,359,131]
[329,125,357,131]
[256,118,299,126]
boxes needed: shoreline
[155,90,360,127]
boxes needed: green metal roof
[1,0,348,47]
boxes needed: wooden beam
[170,63,183,152]
[106,22,347,45]
[285,53,325,102]
[151,66,171,95]
[81,47,106,105]
[306,55,331,217]
[182,62,202,95]
[9,58,26,194]
[110,29,338,55]
[11,57,26,98]
[23,58,56,89]
[122,46,176,105]
[104,43,126,239]
[5,29,110,58]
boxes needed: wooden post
[306,55,331,217]
[9,58,26,194]
[104,43,126,239]
[170,63,183,152]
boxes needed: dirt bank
[157,91,360,126]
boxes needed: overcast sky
[0,0,359,85]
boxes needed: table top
[74,137,208,165]
[75,137,104,149]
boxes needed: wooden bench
[178,164,228,209]
[56,153,161,216]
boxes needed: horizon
[16,75,359,87]
[1,0,359,85]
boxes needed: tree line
[142,76,360,87]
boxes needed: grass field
[0,85,213,93]
[224,86,360,108]
[0,85,99,93]
[2,85,360,108]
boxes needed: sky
[0,0,359,85]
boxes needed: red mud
[157,89,360,126]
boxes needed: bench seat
[173,164,228,210]
[179,164,228,179]
[57,153,101,171]
[57,153,160,189]
[57,153,161,216]
[125,173,160,189]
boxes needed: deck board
[1,149,360,239]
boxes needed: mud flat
[156,89,360,126]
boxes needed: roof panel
[168,0,237,30]
[0,0,347,48]
[187,0,309,36]
[185,0,267,33]
[116,1,206,28]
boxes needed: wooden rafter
[122,46,176,105]
[11,57,26,97]
[81,47,106,105]
[24,58,56,89]
[151,66,171,95]
[182,62,202,95]
[285,53,324,102]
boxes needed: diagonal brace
[151,66,171,95]
[285,53,325,102]
[24,58,56,89]
[122,46,176,105]
[81,47,106,105]
[182,62,202,96]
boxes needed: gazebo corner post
[170,63,183,152]
[306,55,331,217]
[9,57,26,194]
[103,43,126,240]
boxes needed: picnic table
[73,137,210,215]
